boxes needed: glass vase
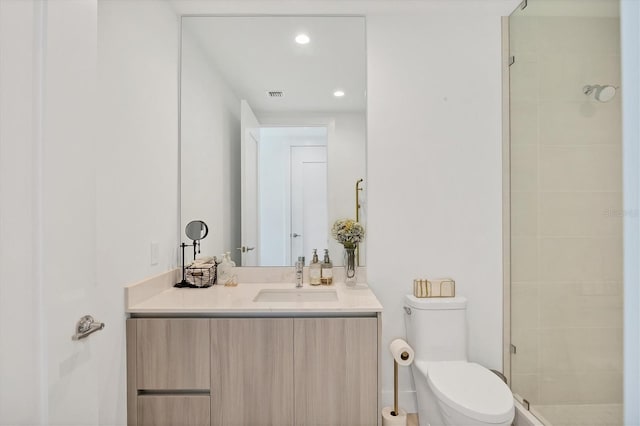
[343,244,357,284]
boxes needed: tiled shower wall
[510,15,622,405]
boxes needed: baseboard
[381,390,417,414]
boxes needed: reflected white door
[240,100,260,266]
[290,146,328,264]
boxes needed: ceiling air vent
[267,91,284,98]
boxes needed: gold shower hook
[355,178,364,266]
[355,178,364,222]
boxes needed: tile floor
[407,413,418,426]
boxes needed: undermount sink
[253,288,338,303]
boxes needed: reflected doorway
[257,127,328,266]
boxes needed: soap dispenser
[309,249,322,286]
[218,252,237,286]
[321,249,333,286]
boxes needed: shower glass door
[509,1,623,424]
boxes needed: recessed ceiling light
[295,34,310,45]
[333,90,345,97]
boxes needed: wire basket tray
[413,278,455,298]
[185,264,216,288]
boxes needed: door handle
[291,233,302,238]
[72,315,105,341]
[236,246,255,253]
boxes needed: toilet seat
[425,361,514,424]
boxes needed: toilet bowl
[404,295,515,426]
[414,360,514,425]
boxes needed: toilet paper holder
[392,352,410,416]
[385,339,415,424]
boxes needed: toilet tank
[404,296,468,362]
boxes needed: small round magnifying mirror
[185,220,209,241]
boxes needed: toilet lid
[426,361,514,424]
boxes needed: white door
[44,1,101,424]
[290,146,328,264]
[240,100,260,266]
[0,1,101,425]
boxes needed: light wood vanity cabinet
[128,319,211,426]
[127,316,378,426]
[210,318,294,426]
[294,318,378,426]
[135,319,210,390]
[138,395,210,426]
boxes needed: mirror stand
[175,242,197,287]
[175,220,209,288]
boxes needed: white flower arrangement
[331,219,365,247]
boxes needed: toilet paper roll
[381,406,407,426]
[389,338,415,366]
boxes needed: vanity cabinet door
[294,317,378,426]
[210,318,294,426]
[136,319,210,390]
[138,395,210,426]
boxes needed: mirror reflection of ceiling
[183,16,366,114]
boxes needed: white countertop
[125,269,383,316]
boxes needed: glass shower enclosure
[508,1,623,424]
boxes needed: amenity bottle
[310,249,322,286]
[321,249,333,285]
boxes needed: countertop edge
[127,310,382,318]
[125,272,383,315]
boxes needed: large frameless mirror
[180,16,367,266]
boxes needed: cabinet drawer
[138,395,210,426]
[136,319,210,390]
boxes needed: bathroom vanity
[125,270,383,426]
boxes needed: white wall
[99,0,521,417]
[1,1,522,423]
[621,1,640,424]
[171,0,519,409]
[366,8,515,408]
[180,26,241,261]
[96,1,179,424]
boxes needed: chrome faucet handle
[295,256,305,287]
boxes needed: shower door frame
[502,5,626,424]
[501,15,512,390]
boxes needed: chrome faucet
[295,256,305,288]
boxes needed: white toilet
[404,295,514,426]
